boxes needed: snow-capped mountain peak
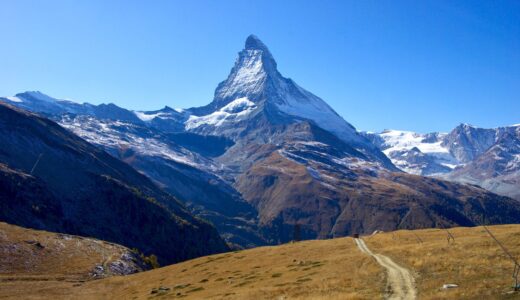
[192,35,367,146]
[212,35,278,106]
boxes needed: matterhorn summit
[212,35,279,105]
[188,35,368,147]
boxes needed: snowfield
[134,111,163,121]
[379,130,449,155]
[5,96,23,103]
[185,97,257,129]
[360,129,464,175]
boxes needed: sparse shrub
[131,248,160,269]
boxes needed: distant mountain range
[362,123,520,200]
[1,35,519,252]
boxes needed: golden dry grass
[2,223,520,299]
[70,237,383,299]
[365,225,520,299]
[0,222,141,299]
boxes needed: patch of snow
[59,116,208,169]
[380,130,449,154]
[505,154,520,171]
[332,157,384,172]
[5,96,23,103]
[296,141,328,147]
[134,111,162,121]
[442,284,459,289]
[441,163,458,169]
[185,97,257,129]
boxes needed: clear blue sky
[1,0,519,133]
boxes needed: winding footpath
[354,238,417,300]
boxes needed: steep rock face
[442,124,497,163]
[0,103,228,264]
[445,125,520,200]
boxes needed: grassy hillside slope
[2,224,520,299]
[0,222,146,299]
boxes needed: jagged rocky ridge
[2,35,520,244]
[363,123,520,200]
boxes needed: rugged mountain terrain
[0,102,228,264]
[2,35,520,245]
[180,35,520,238]
[361,130,455,175]
[445,125,520,200]
[364,123,520,200]
[0,93,265,248]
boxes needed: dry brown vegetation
[0,222,143,299]
[69,237,383,299]
[365,225,520,299]
[2,223,520,299]
[236,148,520,243]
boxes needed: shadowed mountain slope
[0,103,228,264]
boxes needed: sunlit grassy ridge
[366,224,520,299]
[0,222,144,299]
[2,224,520,299]
[73,237,383,299]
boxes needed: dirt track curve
[355,238,417,300]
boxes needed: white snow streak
[185,97,257,129]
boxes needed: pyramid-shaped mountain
[190,36,367,144]
[186,35,394,170]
